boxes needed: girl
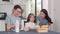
[25,13,36,29]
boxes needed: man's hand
[7,24,12,30]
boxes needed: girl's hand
[28,27,31,30]
[24,26,30,31]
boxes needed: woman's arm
[48,22,52,27]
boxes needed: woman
[36,9,53,26]
[25,13,36,29]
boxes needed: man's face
[14,8,22,16]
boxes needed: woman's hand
[47,23,51,27]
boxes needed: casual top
[6,15,21,25]
[25,22,36,29]
[36,16,48,26]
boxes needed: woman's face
[40,11,46,19]
[14,8,22,16]
[29,15,35,22]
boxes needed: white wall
[48,0,60,32]
[53,0,60,32]
[48,0,54,31]
[0,4,14,15]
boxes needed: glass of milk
[15,20,20,32]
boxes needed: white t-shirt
[25,22,36,29]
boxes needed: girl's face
[29,15,35,22]
[40,11,46,19]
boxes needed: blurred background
[0,0,60,32]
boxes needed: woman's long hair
[41,9,53,24]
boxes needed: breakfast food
[36,25,48,33]
[36,25,40,32]
[24,26,30,31]
[7,25,12,30]
[42,25,48,28]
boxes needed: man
[6,5,23,30]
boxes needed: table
[0,30,60,34]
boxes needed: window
[31,0,42,16]
[31,0,35,14]
[36,0,42,16]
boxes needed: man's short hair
[14,5,22,10]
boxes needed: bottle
[15,20,20,32]
[21,20,24,30]
[36,20,40,33]
[36,20,40,26]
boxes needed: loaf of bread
[36,25,48,33]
